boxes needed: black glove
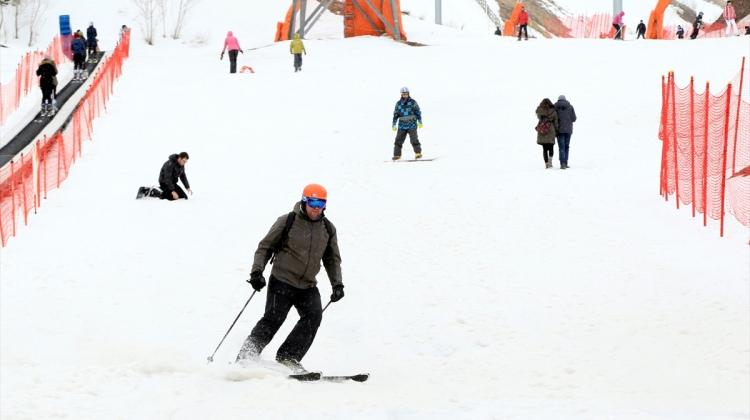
[330,285,345,302]
[248,271,266,292]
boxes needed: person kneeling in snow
[159,152,192,200]
[236,184,344,371]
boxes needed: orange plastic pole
[731,57,745,174]
[720,84,732,237]
[9,160,16,237]
[703,82,710,227]
[671,72,679,209]
[20,154,27,225]
[690,77,695,217]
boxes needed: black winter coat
[36,61,58,90]
[637,23,646,34]
[159,154,190,192]
[554,99,577,135]
[87,26,98,46]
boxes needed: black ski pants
[41,86,54,105]
[159,184,188,200]
[518,24,528,40]
[541,143,554,163]
[238,277,323,362]
[73,53,86,70]
[613,24,622,39]
[394,128,421,157]
[228,49,238,73]
[294,53,303,70]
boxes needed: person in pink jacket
[221,31,244,73]
[724,1,737,36]
[612,11,625,40]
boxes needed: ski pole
[322,300,332,313]
[207,290,256,363]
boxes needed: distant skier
[690,12,704,39]
[86,22,98,60]
[236,183,344,371]
[35,57,58,117]
[220,31,244,74]
[290,33,306,72]
[554,95,577,170]
[391,87,423,160]
[535,98,559,169]
[724,1,737,36]
[518,6,529,41]
[636,20,646,39]
[71,32,87,81]
[158,152,192,200]
[494,26,502,36]
[676,25,685,39]
[120,24,130,37]
[745,26,750,35]
[612,11,625,40]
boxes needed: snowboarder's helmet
[302,183,327,201]
[400,87,409,94]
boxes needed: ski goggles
[303,197,327,209]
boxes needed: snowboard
[136,186,162,199]
[388,157,438,163]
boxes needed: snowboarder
[676,25,685,39]
[554,95,577,170]
[86,22,98,60]
[391,87,423,160]
[636,20,646,39]
[724,1,737,36]
[535,98,559,169]
[290,33,306,72]
[35,57,57,117]
[220,31,244,74]
[158,152,192,200]
[612,11,625,40]
[236,183,344,371]
[690,12,704,39]
[71,32,87,81]
[518,6,529,41]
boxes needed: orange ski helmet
[302,183,327,201]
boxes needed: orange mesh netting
[659,57,749,236]
[0,36,71,126]
[0,30,131,247]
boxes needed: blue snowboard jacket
[392,97,422,131]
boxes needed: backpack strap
[269,212,296,265]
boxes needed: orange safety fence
[542,13,616,39]
[659,57,749,236]
[0,36,71,126]
[0,30,131,247]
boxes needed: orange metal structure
[646,0,670,39]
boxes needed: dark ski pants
[637,32,645,39]
[690,28,699,39]
[73,53,86,70]
[88,41,97,57]
[159,184,188,200]
[294,53,302,70]
[518,24,528,40]
[556,133,571,165]
[541,143,554,163]
[41,86,54,105]
[613,24,622,39]
[228,50,238,73]
[394,128,422,157]
[238,277,323,362]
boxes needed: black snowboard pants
[518,24,528,40]
[159,183,188,200]
[294,53,303,70]
[394,128,422,157]
[228,50,238,73]
[237,277,322,363]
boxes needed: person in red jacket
[724,1,737,36]
[518,6,529,41]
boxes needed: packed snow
[0,1,748,419]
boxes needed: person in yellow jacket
[290,33,306,72]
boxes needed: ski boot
[392,155,401,161]
[415,153,423,159]
[276,357,307,374]
[40,104,48,117]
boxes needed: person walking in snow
[71,32,87,81]
[158,152,192,200]
[86,22,98,60]
[518,6,529,41]
[236,183,344,371]
[690,12,704,39]
[724,1,738,36]
[392,87,423,160]
[612,11,625,40]
[536,98,559,169]
[636,20,647,39]
[554,95,577,170]
[220,31,244,74]
[36,57,58,117]
[290,33,306,72]
[676,25,685,39]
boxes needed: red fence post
[690,77,696,218]
[660,74,667,196]
[671,72,680,209]
[720,84,733,237]
[703,82,710,227]
[20,154,28,226]
[731,57,745,175]
[9,160,16,237]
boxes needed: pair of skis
[289,371,369,382]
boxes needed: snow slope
[1,2,749,419]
